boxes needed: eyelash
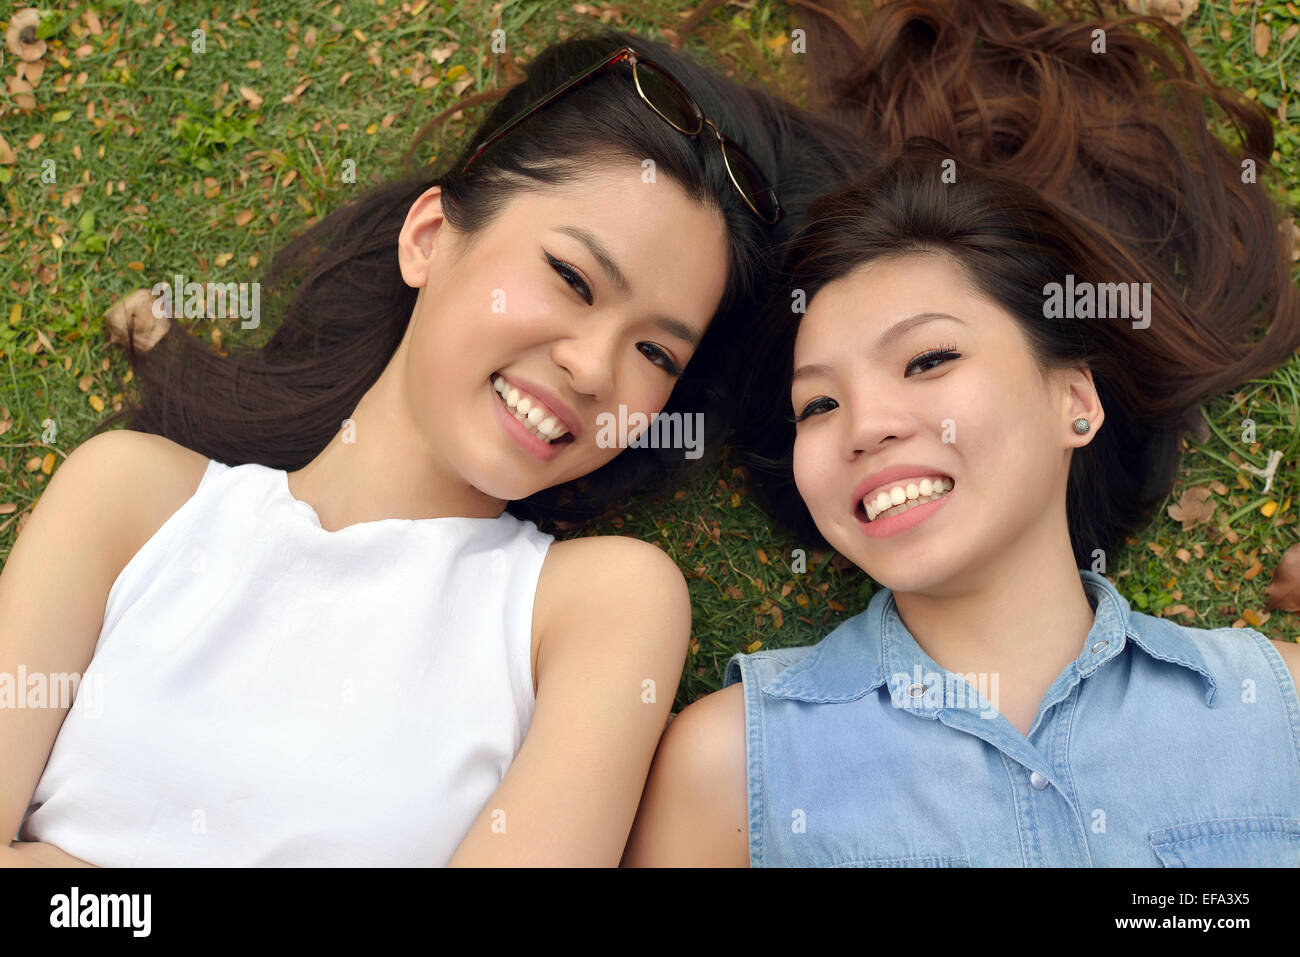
[787,344,961,423]
[543,249,682,378]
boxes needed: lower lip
[855,485,954,538]
[490,378,567,462]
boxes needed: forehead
[796,253,982,350]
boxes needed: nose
[551,324,618,403]
[840,385,914,460]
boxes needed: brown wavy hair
[734,0,1299,568]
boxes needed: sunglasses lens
[720,138,781,223]
[635,61,703,135]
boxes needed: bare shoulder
[67,429,211,570]
[1268,638,1300,687]
[537,533,684,583]
[530,534,690,689]
[621,682,750,866]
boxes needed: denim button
[1029,771,1049,790]
[907,683,927,698]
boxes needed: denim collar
[759,569,1219,710]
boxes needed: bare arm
[0,429,192,867]
[0,843,98,867]
[621,682,750,866]
[446,536,691,866]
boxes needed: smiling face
[394,160,730,504]
[788,252,1103,595]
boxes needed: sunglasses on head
[461,46,784,225]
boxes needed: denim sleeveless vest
[723,570,1300,866]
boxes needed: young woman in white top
[0,27,866,867]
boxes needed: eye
[544,250,592,305]
[789,396,837,423]
[638,342,682,377]
[906,344,961,376]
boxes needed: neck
[890,511,1097,695]
[286,343,507,531]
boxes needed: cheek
[792,432,834,504]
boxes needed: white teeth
[862,476,952,522]
[492,375,570,443]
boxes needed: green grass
[1,0,1297,713]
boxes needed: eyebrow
[790,312,963,383]
[551,224,703,349]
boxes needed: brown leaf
[430,43,459,64]
[1122,0,1199,27]
[1167,485,1216,530]
[1266,544,1300,611]
[1253,23,1271,57]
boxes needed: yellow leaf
[213,252,233,267]
[730,492,740,507]
[1243,608,1263,627]
[88,394,104,412]
[756,548,768,564]
[7,304,19,325]
[41,452,55,474]
[1261,500,1278,517]
[50,234,63,250]
[744,639,763,653]
[445,64,466,80]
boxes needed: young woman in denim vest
[624,3,1300,866]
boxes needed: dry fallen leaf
[1254,23,1271,57]
[1266,544,1300,612]
[1166,485,1216,530]
[6,8,46,62]
[1122,0,1199,26]
[103,288,171,352]
[430,43,459,64]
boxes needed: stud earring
[1072,417,1091,434]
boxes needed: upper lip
[851,464,954,514]
[494,371,582,440]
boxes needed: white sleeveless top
[19,458,554,866]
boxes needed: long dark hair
[94,27,868,532]
[736,136,1299,568]
[732,0,1298,568]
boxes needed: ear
[397,185,447,289]
[1063,365,1104,447]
